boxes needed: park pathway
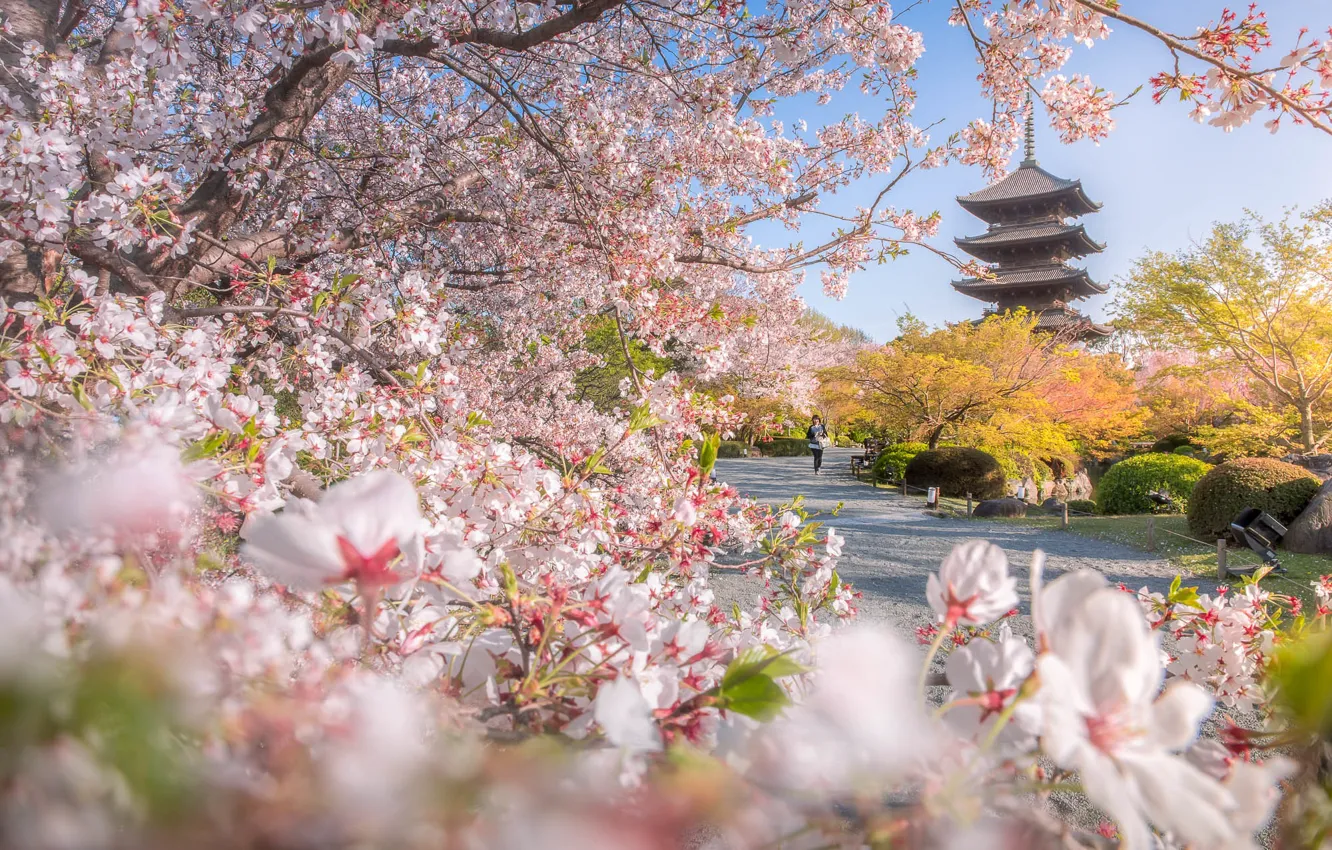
[710,448,1196,640]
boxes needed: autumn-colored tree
[1114,206,1332,452]
[841,313,1139,471]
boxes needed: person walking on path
[806,415,829,475]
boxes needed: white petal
[1037,569,1107,650]
[593,676,662,752]
[242,512,344,589]
[1123,752,1236,847]
[1150,680,1213,751]
[1079,750,1153,850]
[318,470,422,555]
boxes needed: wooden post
[1146,516,1156,551]
[1062,502,1069,528]
[901,480,908,497]
[1217,539,1228,580]
[966,493,973,516]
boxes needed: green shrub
[834,436,856,448]
[758,437,811,457]
[1186,457,1321,539]
[904,447,1006,499]
[1096,453,1212,515]
[871,442,928,483]
[1173,445,1196,457]
[1151,433,1194,454]
[717,441,748,459]
[1068,498,1098,515]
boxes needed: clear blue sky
[760,0,1332,342]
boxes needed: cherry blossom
[927,540,1019,627]
[943,623,1038,748]
[241,470,425,591]
[1036,572,1239,849]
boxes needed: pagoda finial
[1023,92,1037,165]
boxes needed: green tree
[573,315,679,412]
[1114,206,1332,452]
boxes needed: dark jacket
[806,424,827,444]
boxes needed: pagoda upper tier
[951,117,1110,340]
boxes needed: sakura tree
[0,0,1328,846]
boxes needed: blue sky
[763,0,1332,342]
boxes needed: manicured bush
[1068,499,1098,515]
[871,442,928,483]
[758,437,811,457]
[717,441,748,458]
[1096,453,1212,515]
[1151,433,1194,454]
[1187,457,1321,539]
[834,436,856,448]
[904,447,1006,500]
[1173,445,1197,457]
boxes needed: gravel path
[705,450,1245,841]
[710,448,1212,642]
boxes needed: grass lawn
[964,510,1332,598]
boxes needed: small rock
[1285,478,1332,554]
[973,498,1028,518]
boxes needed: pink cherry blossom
[926,540,1019,627]
[1037,574,1239,849]
[242,470,424,591]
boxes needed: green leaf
[1166,575,1202,610]
[698,433,720,478]
[718,674,789,721]
[721,646,809,690]
[628,403,664,433]
[1270,631,1332,736]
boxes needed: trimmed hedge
[872,442,929,483]
[717,441,749,459]
[1173,445,1197,457]
[1096,453,1212,515]
[904,447,1006,499]
[1186,457,1321,539]
[1068,499,1098,515]
[758,437,812,457]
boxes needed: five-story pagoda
[952,110,1110,339]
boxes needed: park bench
[851,440,885,477]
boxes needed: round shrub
[1186,457,1321,539]
[904,447,1006,500]
[1067,499,1098,515]
[757,437,811,457]
[1173,445,1196,457]
[1096,453,1212,515]
[1151,433,1194,454]
[717,441,748,459]
[872,442,928,483]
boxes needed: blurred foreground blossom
[1036,571,1240,849]
[242,470,425,591]
[756,625,936,792]
[38,436,198,541]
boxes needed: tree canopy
[1114,205,1332,452]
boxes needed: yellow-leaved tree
[1115,205,1332,453]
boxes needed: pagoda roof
[981,305,1112,338]
[954,220,1104,262]
[957,162,1101,222]
[951,264,1106,297]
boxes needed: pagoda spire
[1022,93,1037,165]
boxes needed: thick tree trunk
[1299,401,1317,452]
[927,425,944,450]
